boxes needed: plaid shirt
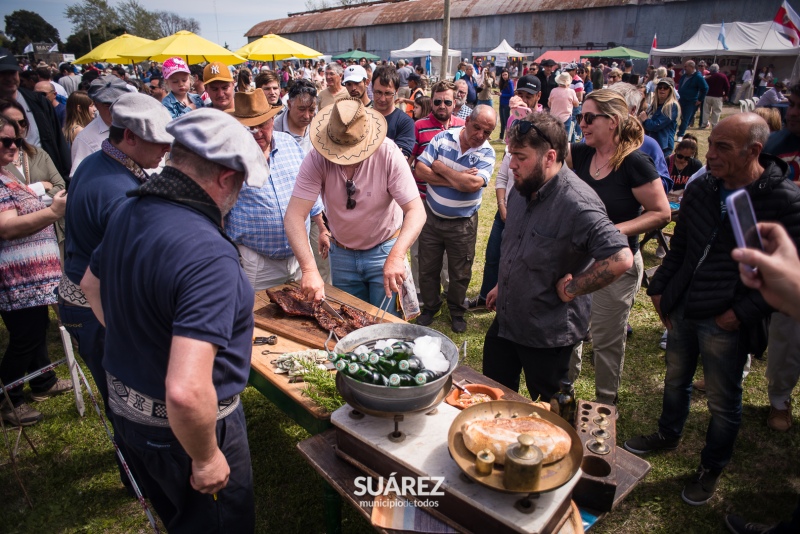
[225,132,322,258]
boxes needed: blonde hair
[584,89,643,171]
[556,72,572,87]
[648,81,681,126]
[753,107,782,133]
[656,67,667,78]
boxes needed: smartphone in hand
[726,189,764,272]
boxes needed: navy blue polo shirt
[64,151,140,285]
[90,195,255,401]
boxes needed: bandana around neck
[102,139,148,183]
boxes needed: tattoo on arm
[565,249,628,297]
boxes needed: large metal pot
[333,323,459,413]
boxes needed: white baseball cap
[342,65,368,84]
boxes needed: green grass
[2,103,797,533]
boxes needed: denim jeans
[572,105,583,140]
[478,210,505,299]
[677,100,698,138]
[330,237,400,316]
[657,301,749,471]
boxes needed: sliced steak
[340,304,377,328]
[313,301,350,338]
[266,288,315,317]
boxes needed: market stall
[391,38,460,79]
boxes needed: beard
[455,97,465,107]
[513,160,547,200]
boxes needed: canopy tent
[473,39,526,58]
[390,38,461,78]
[121,31,244,65]
[581,46,649,60]
[332,49,380,61]
[235,34,321,62]
[650,21,798,57]
[73,34,153,64]
[534,50,595,65]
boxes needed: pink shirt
[548,87,578,122]
[292,138,419,250]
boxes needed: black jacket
[18,87,71,180]
[648,155,800,325]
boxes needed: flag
[651,33,657,49]
[773,1,800,46]
[718,21,730,50]
[22,42,33,54]
[48,43,58,53]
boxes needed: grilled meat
[266,288,315,317]
[264,287,378,335]
[340,304,378,328]
[313,302,351,338]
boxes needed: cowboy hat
[310,98,386,165]
[227,89,282,127]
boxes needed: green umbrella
[581,46,649,60]
[332,49,380,61]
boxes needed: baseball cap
[516,75,541,94]
[540,59,557,67]
[166,108,269,188]
[342,65,367,84]
[0,49,21,73]
[162,57,191,80]
[203,62,233,85]
[565,63,578,71]
[88,75,132,104]
[110,93,173,144]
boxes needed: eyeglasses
[674,153,692,161]
[373,90,396,98]
[0,137,23,149]
[149,84,160,90]
[10,118,28,129]
[345,179,356,210]
[433,99,453,107]
[455,90,467,96]
[608,75,620,80]
[511,119,553,149]
[577,112,610,125]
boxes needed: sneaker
[767,400,792,432]
[681,465,722,505]
[464,296,486,310]
[1,402,43,426]
[656,245,667,258]
[416,310,435,327]
[451,316,467,333]
[623,431,679,455]
[31,378,74,402]
[659,330,668,350]
[724,514,778,534]
[693,379,706,393]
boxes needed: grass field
[1,104,798,534]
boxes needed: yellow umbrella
[235,34,322,62]
[120,30,245,65]
[73,33,154,64]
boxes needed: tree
[65,0,117,48]
[155,12,200,37]
[4,10,62,52]
[116,0,160,40]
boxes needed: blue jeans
[677,100,698,138]
[330,237,400,316]
[572,105,583,140]
[478,210,505,299]
[657,301,749,471]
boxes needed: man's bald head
[719,112,770,151]
[707,113,769,187]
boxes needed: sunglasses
[511,119,553,149]
[0,137,22,149]
[345,179,356,210]
[149,84,160,90]
[674,153,692,161]
[433,99,453,107]
[577,112,610,125]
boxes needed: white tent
[473,39,526,58]
[391,38,461,78]
[650,21,798,57]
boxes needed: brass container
[503,434,543,491]
[474,449,495,476]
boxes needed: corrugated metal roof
[245,0,640,38]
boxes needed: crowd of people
[1,47,799,533]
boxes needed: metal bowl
[333,323,460,414]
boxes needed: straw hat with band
[227,90,283,127]
[310,98,387,165]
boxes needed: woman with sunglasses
[567,89,671,407]
[667,138,702,191]
[0,116,71,426]
[640,77,681,158]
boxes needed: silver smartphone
[726,189,763,272]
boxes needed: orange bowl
[445,384,506,410]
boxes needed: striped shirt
[417,128,496,219]
[411,113,465,198]
[225,132,322,258]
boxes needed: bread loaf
[461,416,571,465]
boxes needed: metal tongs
[373,294,393,323]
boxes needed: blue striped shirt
[417,128,495,218]
[225,132,322,258]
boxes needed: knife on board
[321,299,346,322]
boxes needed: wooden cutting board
[253,283,404,349]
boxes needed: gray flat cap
[110,93,173,144]
[166,108,268,188]
[88,75,131,104]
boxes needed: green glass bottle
[550,380,577,425]
[388,373,416,387]
[334,359,349,372]
[405,356,424,374]
[414,370,442,385]
[390,342,414,359]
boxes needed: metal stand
[0,378,36,508]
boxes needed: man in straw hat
[284,98,425,315]
[226,89,326,291]
[81,108,266,531]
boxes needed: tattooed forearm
[566,248,632,297]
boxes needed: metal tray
[336,371,452,418]
[447,400,583,494]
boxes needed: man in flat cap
[71,75,131,177]
[0,48,71,178]
[81,108,265,531]
[285,98,426,314]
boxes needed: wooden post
[441,0,451,80]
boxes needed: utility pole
[440,0,450,80]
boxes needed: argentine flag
[718,21,730,50]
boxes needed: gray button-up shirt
[496,164,628,348]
